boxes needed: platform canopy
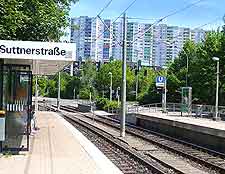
[0,40,76,75]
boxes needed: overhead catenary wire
[97,0,114,17]
[97,15,122,46]
[108,0,206,50]
[129,16,224,69]
[112,0,138,23]
[92,0,139,58]
[76,0,207,61]
[127,17,157,21]
[94,0,138,42]
[165,16,223,46]
[194,17,222,29]
[159,0,206,22]
[72,0,114,41]
[130,0,206,45]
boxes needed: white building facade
[71,16,206,67]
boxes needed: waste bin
[195,105,203,117]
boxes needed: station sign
[0,40,76,61]
[156,76,166,87]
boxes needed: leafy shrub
[96,97,120,111]
[96,97,108,110]
[79,88,90,99]
[104,100,119,110]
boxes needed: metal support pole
[73,88,76,100]
[183,50,188,87]
[109,72,112,101]
[215,61,219,120]
[90,92,92,105]
[135,74,138,100]
[121,13,127,137]
[118,94,120,108]
[117,87,120,108]
[57,72,61,111]
[89,86,92,107]
[35,75,38,112]
[164,77,167,113]
[70,63,73,76]
[186,54,188,87]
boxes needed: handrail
[127,102,225,118]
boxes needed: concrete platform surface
[93,110,115,116]
[0,111,122,174]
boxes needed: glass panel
[2,69,31,151]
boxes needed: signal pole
[121,13,127,137]
[135,74,138,100]
[57,72,61,111]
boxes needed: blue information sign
[156,76,166,87]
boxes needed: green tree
[0,0,78,41]
[37,76,48,96]
[64,76,80,99]
[45,72,79,99]
[79,60,97,99]
[95,60,135,99]
[169,31,225,105]
[136,67,157,103]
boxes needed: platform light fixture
[212,57,220,120]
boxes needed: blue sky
[70,0,225,30]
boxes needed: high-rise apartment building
[70,16,206,67]
[71,16,114,62]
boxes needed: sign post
[156,76,167,113]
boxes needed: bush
[96,97,120,111]
[104,100,119,110]
[79,88,90,99]
[96,97,108,110]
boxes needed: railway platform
[135,111,225,137]
[0,111,122,174]
[125,111,225,153]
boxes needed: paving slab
[0,111,122,174]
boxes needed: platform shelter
[0,40,75,151]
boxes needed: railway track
[47,105,225,173]
[62,113,171,174]
[45,105,185,174]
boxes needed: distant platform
[127,111,225,153]
[137,112,225,137]
[0,111,122,174]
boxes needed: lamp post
[116,87,120,107]
[135,72,138,101]
[109,72,113,101]
[212,57,220,120]
[162,66,167,113]
[183,50,189,87]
